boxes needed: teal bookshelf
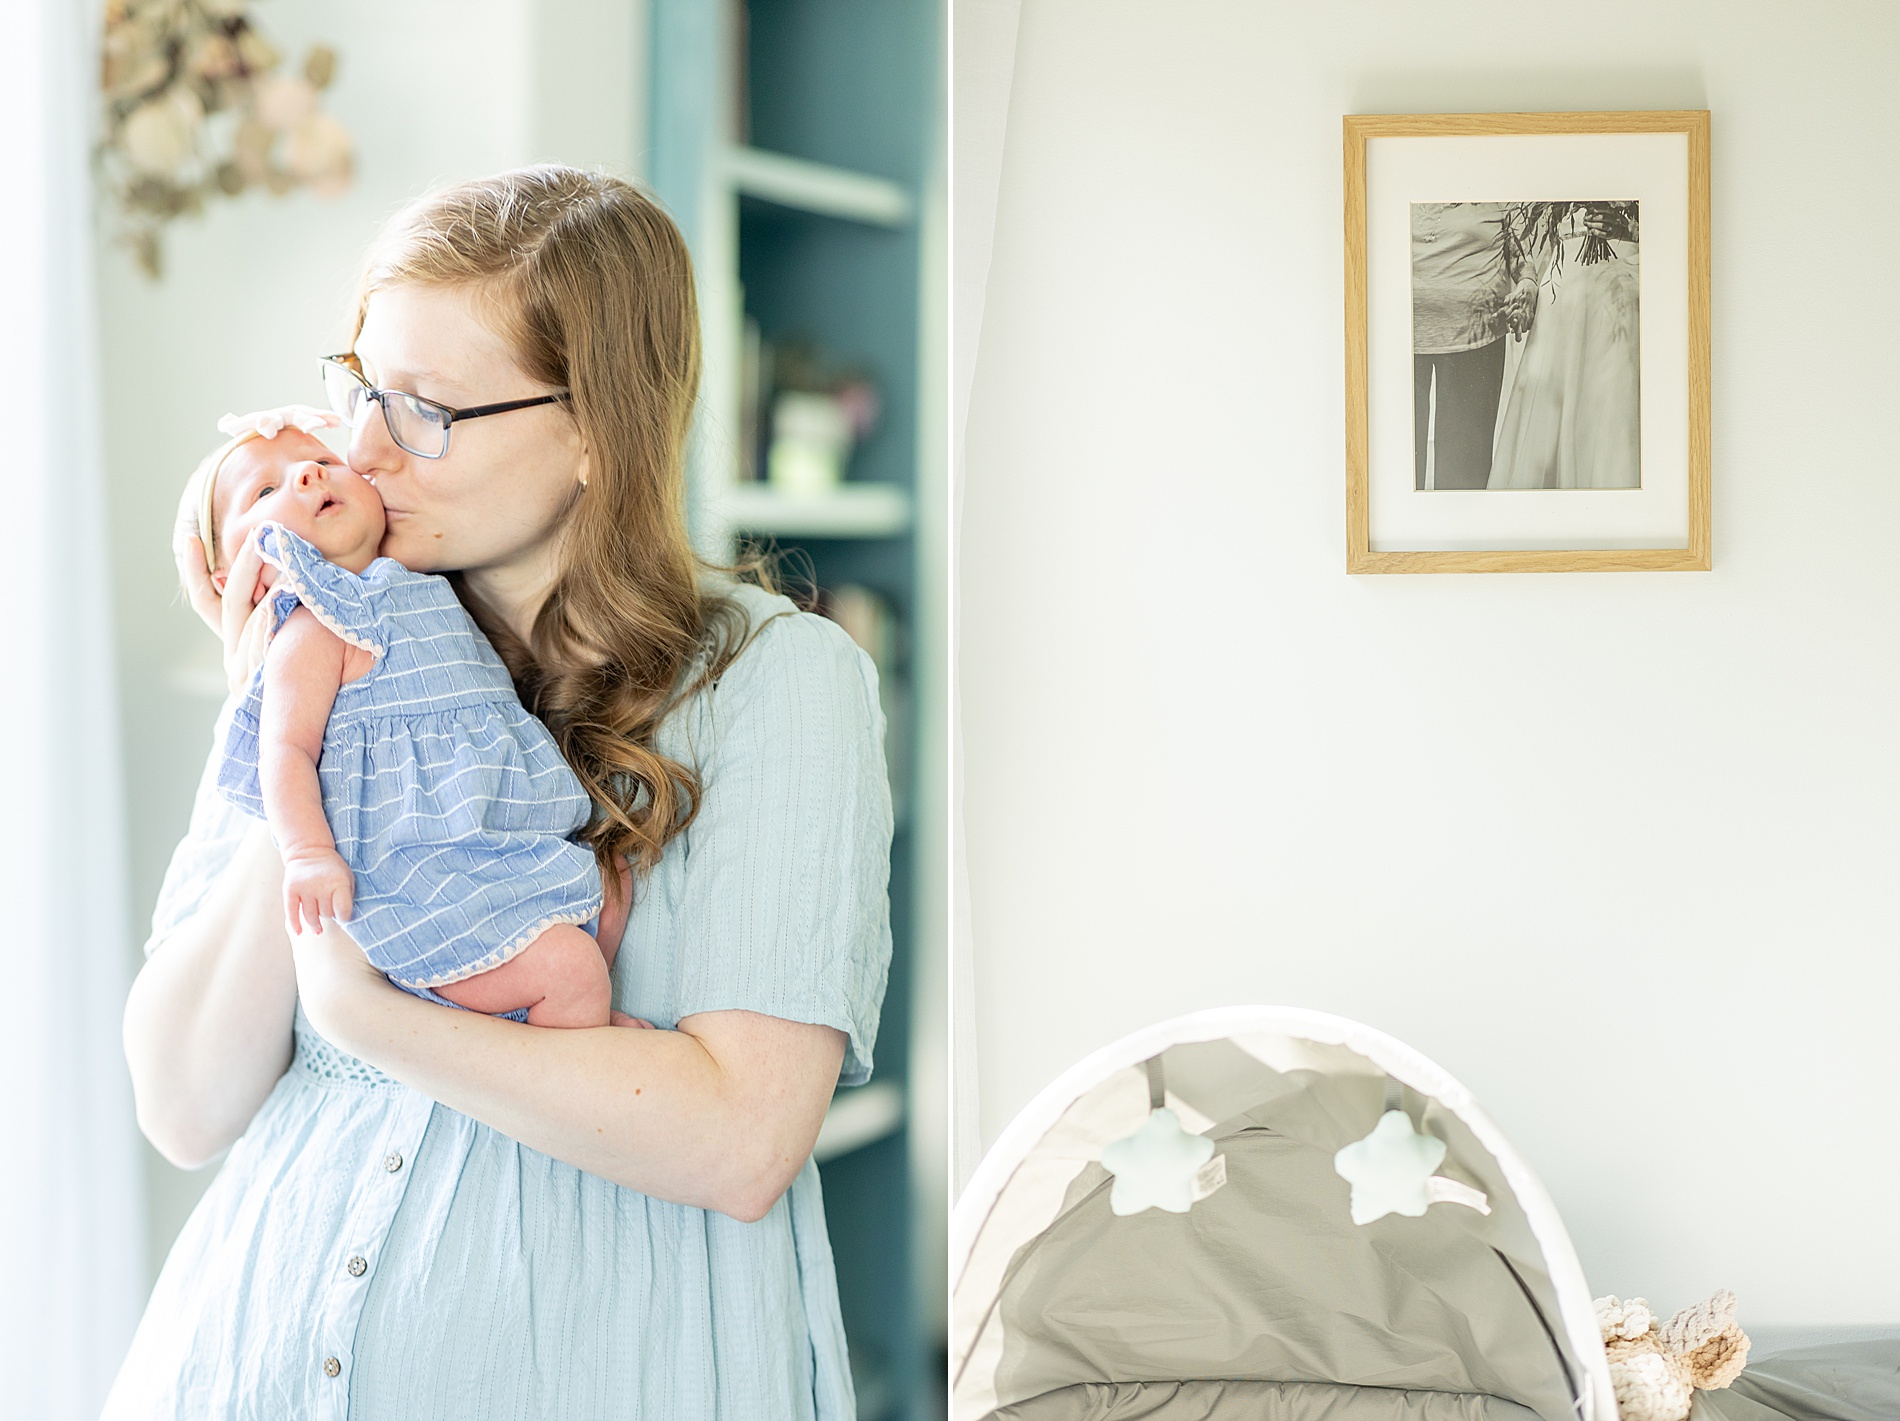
[648,3,945,1418]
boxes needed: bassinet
[953,1007,1619,1421]
[952,1007,1900,1421]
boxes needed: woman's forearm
[295,928,844,1221]
[122,821,299,1168]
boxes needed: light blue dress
[103,581,893,1421]
[218,521,604,994]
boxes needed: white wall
[531,0,648,175]
[960,0,1900,1325]
[98,0,645,1282]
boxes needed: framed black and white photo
[1344,111,1710,573]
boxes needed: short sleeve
[669,605,894,1086]
[147,693,257,956]
[254,522,384,657]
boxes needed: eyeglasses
[320,355,569,460]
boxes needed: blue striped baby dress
[216,521,603,995]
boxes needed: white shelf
[813,1080,904,1163]
[724,145,912,228]
[715,481,912,539]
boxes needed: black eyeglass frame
[320,354,570,460]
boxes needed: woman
[108,167,892,1419]
[1488,202,1642,491]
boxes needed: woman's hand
[1580,205,1635,243]
[175,521,278,695]
[1506,275,1539,339]
[174,404,337,692]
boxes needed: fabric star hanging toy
[1332,1109,1450,1224]
[1100,1107,1215,1216]
[1332,1106,1751,1421]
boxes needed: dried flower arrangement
[1504,201,1642,278]
[99,0,354,277]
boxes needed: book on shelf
[736,321,882,495]
[738,315,765,482]
[821,583,895,670]
[726,0,750,145]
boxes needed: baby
[189,412,624,1028]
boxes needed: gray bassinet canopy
[953,1008,1613,1421]
[952,1008,1900,1421]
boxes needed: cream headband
[180,406,341,575]
[191,428,265,574]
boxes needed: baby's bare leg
[590,857,634,972]
[433,924,612,1028]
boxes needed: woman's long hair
[353,166,767,895]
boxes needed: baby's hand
[283,849,354,935]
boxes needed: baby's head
[193,428,386,589]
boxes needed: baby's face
[213,430,387,588]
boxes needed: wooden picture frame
[1344,110,1710,573]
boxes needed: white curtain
[951,0,1024,1195]
[0,0,148,1413]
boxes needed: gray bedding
[1695,1332,1900,1421]
[991,1379,1540,1420]
[986,1335,1900,1421]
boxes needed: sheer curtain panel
[951,0,1022,1193]
[0,0,147,1414]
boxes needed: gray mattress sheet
[986,1334,1900,1421]
[991,1379,1540,1420]
[1694,1332,1900,1421]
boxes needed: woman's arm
[123,821,300,1168]
[289,611,887,1222]
[292,926,845,1222]
[123,516,294,1170]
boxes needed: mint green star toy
[1333,1109,1447,1225]
[1100,1107,1215,1216]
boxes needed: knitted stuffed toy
[1594,1291,1751,1421]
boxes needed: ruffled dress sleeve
[251,521,386,657]
[669,600,894,1086]
[215,522,386,817]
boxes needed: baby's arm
[260,606,354,934]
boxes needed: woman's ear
[577,447,591,489]
[211,569,228,593]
